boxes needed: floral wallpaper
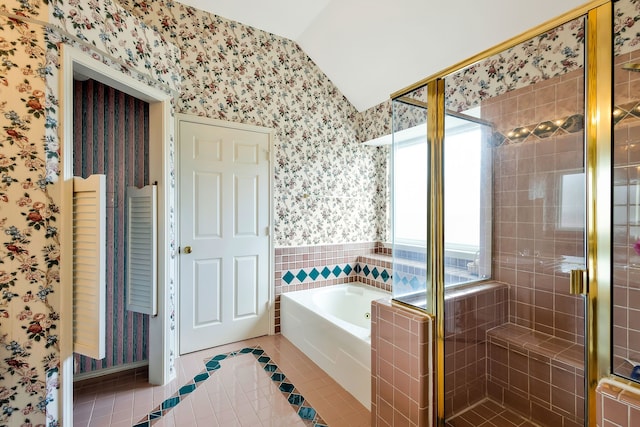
[116,0,389,246]
[358,99,392,143]
[399,2,640,118]
[443,0,640,114]
[445,17,586,114]
[1,0,639,424]
[49,0,181,94]
[0,0,391,421]
[614,0,640,52]
[0,0,180,423]
[0,4,61,426]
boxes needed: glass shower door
[611,0,640,384]
[442,15,587,427]
[391,86,429,309]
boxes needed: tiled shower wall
[612,47,640,376]
[73,80,150,373]
[483,69,586,345]
[371,298,432,427]
[439,65,588,425]
[597,380,640,427]
[443,283,508,417]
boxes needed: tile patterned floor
[134,346,326,426]
[74,335,370,427]
[446,399,541,427]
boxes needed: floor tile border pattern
[133,345,328,427]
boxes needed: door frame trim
[585,4,612,426]
[60,46,175,424]
[175,114,275,355]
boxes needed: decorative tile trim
[492,113,584,146]
[355,262,392,283]
[392,251,428,292]
[281,263,354,286]
[133,346,327,427]
[613,101,640,125]
[393,271,427,290]
[280,262,393,286]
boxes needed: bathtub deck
[74,335,369,426]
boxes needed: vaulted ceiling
[179,0,591,112]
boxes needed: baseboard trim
[73,360,148,383]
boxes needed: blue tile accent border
[393,271,427,293]
[281,262,392,286]
[357,263,392,283]
[134,345,327,426]
[281,263,354,286]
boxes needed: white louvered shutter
[125,185,157,316]
[72,175,106,359]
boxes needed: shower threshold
[446,398,542,427]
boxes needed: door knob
[183,246,192,254]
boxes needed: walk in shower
[612,0,640,384]
[389,5,608,426]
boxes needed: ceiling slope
[177,0,592,111]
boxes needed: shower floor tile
[446,399,541,427]
[74,335,369,427]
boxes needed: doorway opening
[60,46,174,424]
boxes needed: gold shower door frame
[392,1,613,426]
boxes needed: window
[559,172,585,229]
[444,126,482,252]
[393,128,428,246]
[443,112,492,285]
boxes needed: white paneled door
[179,119,270,354]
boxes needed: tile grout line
[133,345,328,426]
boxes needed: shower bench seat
[486,323,584,426]
[487,323,584,369]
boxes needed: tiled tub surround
[393,248,486,304]
[371,298,432,427]
[393,249,428,299]
[276,243,392,289]
[281,283,391,409]
[274,242,392,332]
[357,253,393,290]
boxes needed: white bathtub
[280,283,391,409]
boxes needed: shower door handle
[570,269,588,295]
